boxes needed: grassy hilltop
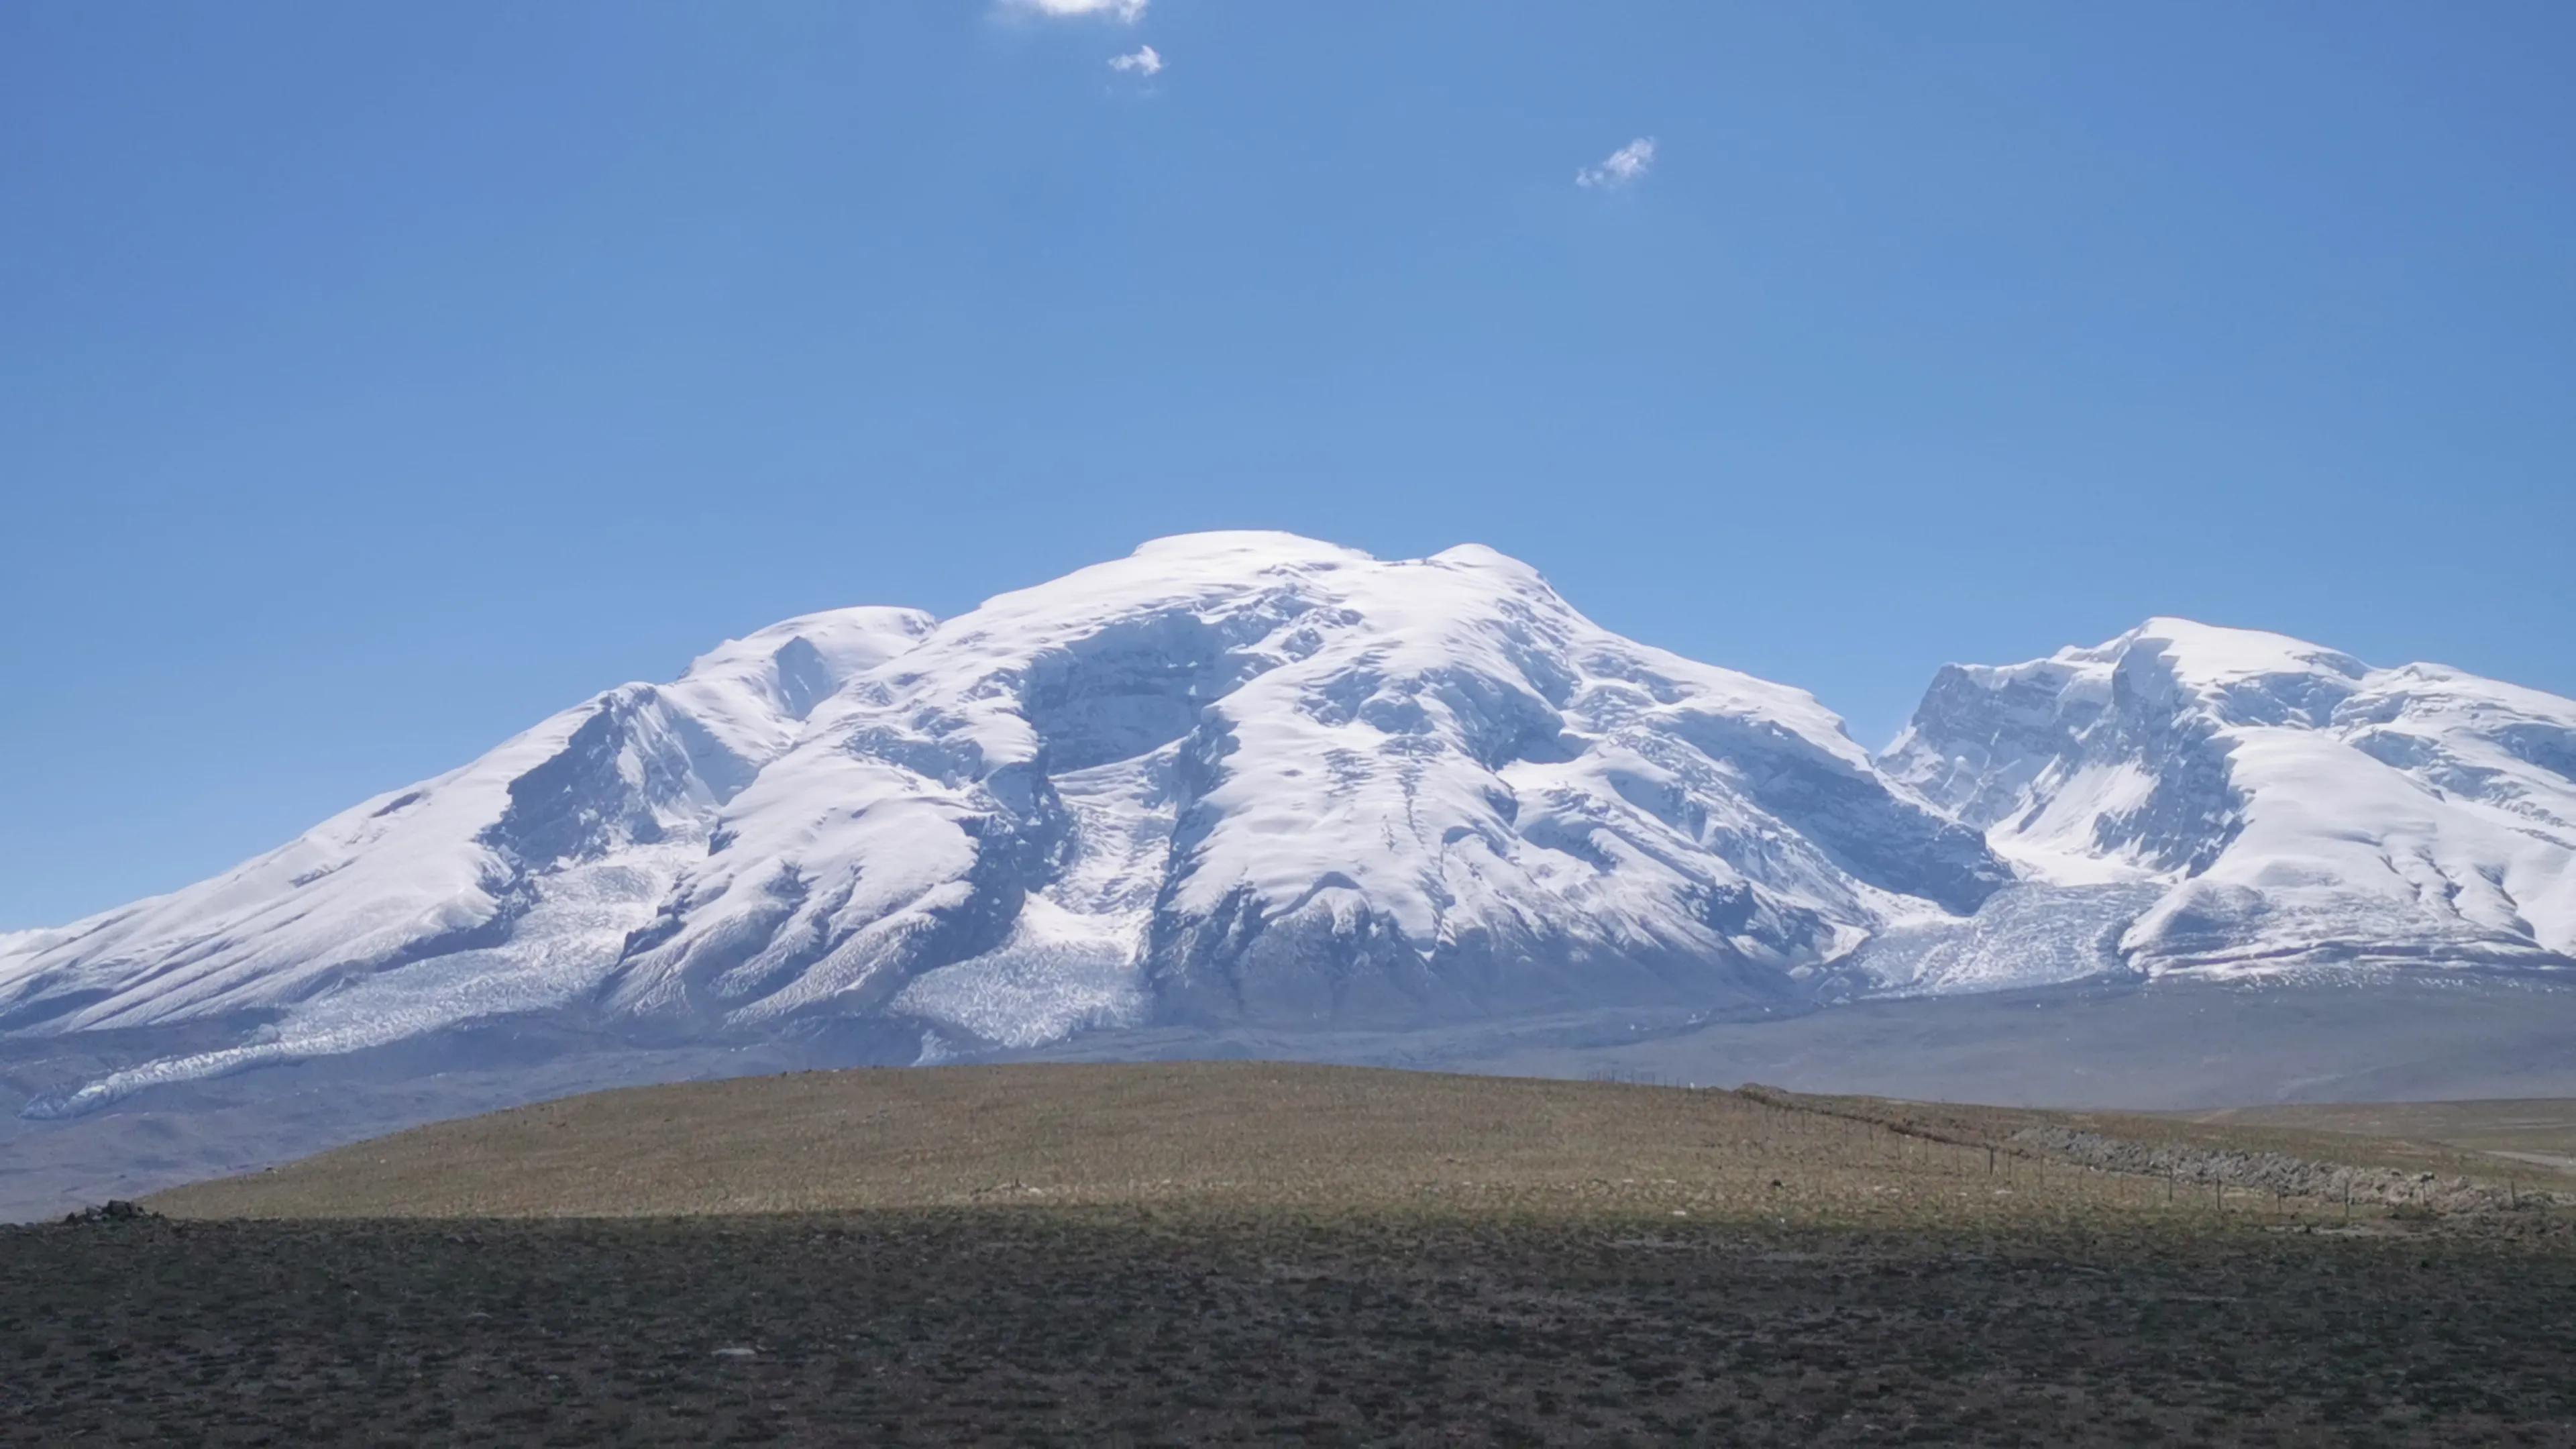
[152,1060,2569,1225]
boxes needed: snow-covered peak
[7,534,2012,1117]
[1894,619,2374,762]
[2126,616,2369,690]
[1882,619,2576,980]
[609,533,2000,1032]
[1126,529,1370,566]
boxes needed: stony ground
[9,1207,2576,1446]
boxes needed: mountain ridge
[7,534,2571,1120]
[1880,615,2576,980]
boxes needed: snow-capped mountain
[3,533,2006,1114]
[2,606,938,1036]
[1881,618,2576,979]
[14,543,2572,1127]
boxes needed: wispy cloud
[1108,44,1164,77]
[1576,138,1658,190]
[1006,0,1148,21]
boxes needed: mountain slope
[1880,618,2576,978]
[602,533,2004,1042]
[5,534,2006,1114]
[0,607,934,1110]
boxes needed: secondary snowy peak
[605,531,2006,1034]
[1883,619,2576,977]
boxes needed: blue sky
[5,1,2571,928]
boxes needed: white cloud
[1007,0,1148,20]
[1576,137,1658,190]
[1108,44,1164,76]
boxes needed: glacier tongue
[1838,882,2165,998]
[1880,617,2576,982]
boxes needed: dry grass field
[148,1062,2572,1223]
[10,1063,2576,1445]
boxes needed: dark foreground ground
[10,1206,2576,1447]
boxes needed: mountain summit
[5,533,2006,1114]
[1882,617,2576,977]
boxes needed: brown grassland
[9,1062,2576,1444]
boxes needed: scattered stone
[2004,1124,2560,1216]
[61,1200,153,1227]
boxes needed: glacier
[1881,616,2576,980]
[3,533,2004,1115]
[7,543,2573,1134]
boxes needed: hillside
[150,1061,2571,1222]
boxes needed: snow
[13,540,2570,1120]
[606,531,2001,1034]
[1844,882,2163,997]
[2129,616,2367,690]
[19,845,696,1119]
[661,606,937,761]
[1882,617,2576,985]
[888,896,1152,1049]
[8,533,2010,1115]
[1,606,933,1102]
[1982,761,2162,885]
